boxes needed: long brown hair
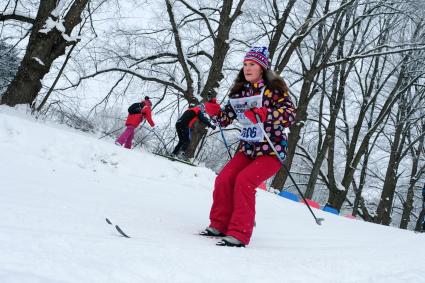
[229,68,289,97]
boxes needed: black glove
[210,124,216,130]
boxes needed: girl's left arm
[265,88,296,128]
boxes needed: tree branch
[0,13,35,24]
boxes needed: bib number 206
[241,127,257,139]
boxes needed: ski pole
[214,118,232,159]
[194,128,209,162]
[254,114,324,226]
[146,126,169,151]
[99,126,125,140]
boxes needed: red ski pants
[209,151,281,245]
[116,126,135,149]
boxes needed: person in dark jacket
[171,103,216,160]
[116,96,155,149]
[199,46,296,247]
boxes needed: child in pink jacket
[116,96,155,149]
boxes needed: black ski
[105,218,131,238]
[115,225,130,238]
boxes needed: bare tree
[399,121,425,229]
[0,39,20,93]
[271,0,369,190]
[375,69,425,225]
[0,0,89,106]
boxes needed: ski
[105,218,131,238]
[153,152,196,166]
[115,225,131,238]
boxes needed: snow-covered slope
[0,106,424,283]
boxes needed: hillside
[0,106,424,283]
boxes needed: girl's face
[243,60,263,83]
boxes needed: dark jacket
[177,106,213,128]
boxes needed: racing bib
[229,87,265,142]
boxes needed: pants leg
[116,126,134,146]
[172,122,190,155]
[209,152,252,233]
[181,128,191,152]
[123,126,135,149]
[226,155,281,245]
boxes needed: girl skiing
[116,96,155,149]
[200,47,296,247]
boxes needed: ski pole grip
[255,113,262,124]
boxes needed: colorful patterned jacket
[217,79,296,159]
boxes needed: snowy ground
[0,106,424,283]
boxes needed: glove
[205,102,221,117]
[210,124,217,130]
[244,107,268,124]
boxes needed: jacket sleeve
[198,111,213,127]
[264,88,296,128]
[216,101,237,127]
[142,106,155,127]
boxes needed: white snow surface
[0,106,424,283]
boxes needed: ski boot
[216,236,245,248]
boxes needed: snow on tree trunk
[0,0,88,107]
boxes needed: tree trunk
[186,122,208,158]
[268,0,297,62]
[414,204,425,232]
[352,99,376,217]
[400,180,418,229]
[1,0,88,106]
[400,125,425,229]
[375,110,405,225]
